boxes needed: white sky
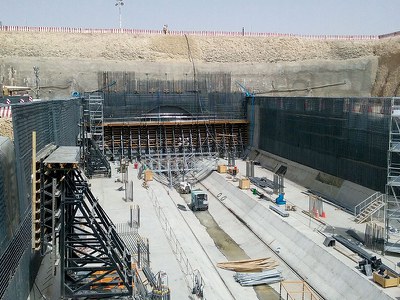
[0,0,398,35]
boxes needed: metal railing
[279,281,321,300]
[354,192,383,216]
[147,187,205,298]
[115,222,149,268]
[0,25,380,40]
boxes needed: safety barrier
[0,106,11,118]
[0,25,380,40]
[378,31,400,39]
[0,97,34,119]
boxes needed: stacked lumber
[217,258,278,272]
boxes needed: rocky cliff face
[0,31,399,98]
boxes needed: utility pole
[115,0,124,29]
[33,66,40,99]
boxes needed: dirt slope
[0,118,13,140]
[0,31,400,96]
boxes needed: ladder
[88,92,104,153]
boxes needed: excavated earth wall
[0,31,399,98]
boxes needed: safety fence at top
[0,25,382,40]
[0,106,12,118]
[0,97,33,118]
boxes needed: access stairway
[86,138,111,178]
[354,192,386,224]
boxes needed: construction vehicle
[1,84,32,103]
[2,85,31,97]
[190,189,208,211]
[177,181,191,194]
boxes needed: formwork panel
[0,137,19,258]
[255,97,391,192]
[1,99,81,300]
[103,121,248,160]
[103,92,245,122]
[12,100,81,214]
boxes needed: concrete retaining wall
[0,56,377,100]
[249,149,376,212]
[202,171,392,300]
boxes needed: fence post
[137,240,141,268]
[147,238,150,267]
[138,205,140,227]
[130,205,133,228]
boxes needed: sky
[0,0,398,36]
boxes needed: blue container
[276,193,286,205]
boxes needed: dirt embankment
[0,118,13,140]
[0,31,400,96]
[371,39,400,96]
[0,31,381,62]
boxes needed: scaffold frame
[385,97,400,253]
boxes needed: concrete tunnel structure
[1,28,400,299]
[1,92,397,299]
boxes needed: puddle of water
[183,192,279,300]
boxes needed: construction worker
[162,24,168,34]
[233,166,238,176]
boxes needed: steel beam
[60,169,133,298]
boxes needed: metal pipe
[130,205,133,228]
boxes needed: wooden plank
[217,257,278,272]
[217,257,272,264]
[333,246,359,263]
[104,119,249,127]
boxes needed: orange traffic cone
[321,211,326,218]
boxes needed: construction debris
[217,258,278,272]
[234,269,283,286]
[269,205,289,217]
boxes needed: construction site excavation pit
[181,192,280,300]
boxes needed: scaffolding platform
[43,146,80,165]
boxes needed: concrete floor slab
[211,158,400,300]
[87,157,400,299]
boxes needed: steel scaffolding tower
[142,152,219,187]
[61,169,133,298]
[385,97,400,253]
[35,146,133,298]
[83,92,111,177]
[88,92,105,153]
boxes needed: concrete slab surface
[88,158,400,299]
[43,146,80,164]
[211,158,400,300]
